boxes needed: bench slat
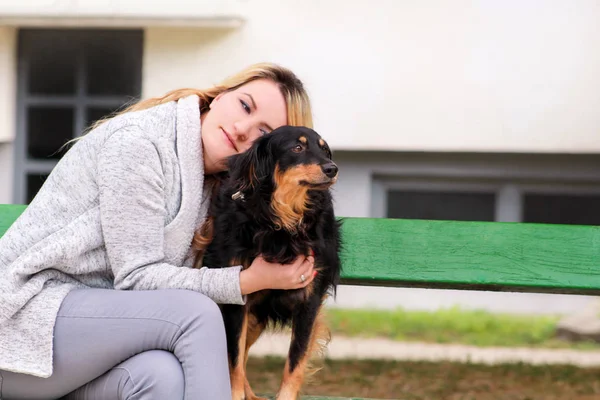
[340,217,600,295]
[0,204,27,237]
[2,204,600,295]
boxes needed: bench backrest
[1,204,599,295]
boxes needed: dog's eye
[320,146,332,158]
[292,144,304,153]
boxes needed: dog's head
[226,125,338,231]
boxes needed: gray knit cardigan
[0,95,245,378]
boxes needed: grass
[325,306,600,350]
[247,356,600,399]
[245,308,600,398]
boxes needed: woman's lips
[221,128,238,152]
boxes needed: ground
[247,356,600,400]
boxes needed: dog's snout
[321,162,338,178]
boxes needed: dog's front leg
[276,296,330,400]
[221,304,248,400]
[243,315,268,400]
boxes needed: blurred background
[1,1,600,398]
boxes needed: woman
[0,62,317,400]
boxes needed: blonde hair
[93,62,313,258]
[87,62,313,132]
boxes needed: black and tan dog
[195,125,342,400]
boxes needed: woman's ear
[210,92,225,109]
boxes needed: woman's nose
[232,121,249,142]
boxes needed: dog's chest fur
[203,196,328,326]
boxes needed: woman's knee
[161,289,226,332]
[118,350,184,399]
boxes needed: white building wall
[0,27,16,202]
[142,0,600,153]
[0,144,13,203]
[0,27,16,143]
[2,0,600,201]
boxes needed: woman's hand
[239,252,316,295]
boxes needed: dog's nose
[321,162,338,178]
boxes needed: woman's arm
[97,126,245,304]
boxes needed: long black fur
[201,125,343,376]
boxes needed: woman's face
[201,79,288,174]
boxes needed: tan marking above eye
[299,136,307,144]
[318,139,325,147]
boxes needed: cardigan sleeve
[97,126,245,304]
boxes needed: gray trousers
[0,288,232,400]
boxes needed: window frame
[13,28,143,204]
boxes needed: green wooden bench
[2,203,600,400]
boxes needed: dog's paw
[244,386,269,400]
[274,389,299,400]
[244,379,269,400]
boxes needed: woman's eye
[292,145,304,153]
[260,129,269,136]
[240,100,251,114]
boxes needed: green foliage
[326,307,599,349]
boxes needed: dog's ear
[227,135,275,191]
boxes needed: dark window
[387,190,496,222]
[86,107,121,128]
[26,173,50,204]
[524,194,600,225]
[85,30,144,96]
[27,107,74,159]
[27,31,78,95]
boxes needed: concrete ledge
[0,16,244,28]
[0,0,245,28]
[250,332,600,368]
